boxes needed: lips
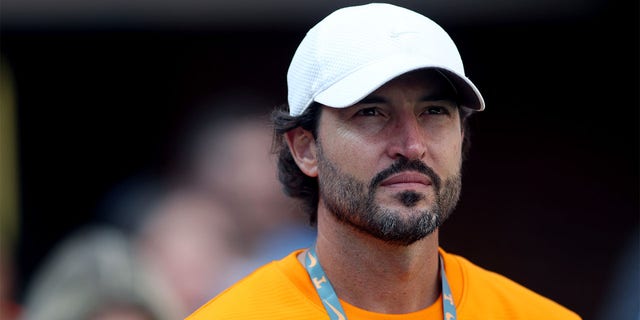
[379,171,432,187]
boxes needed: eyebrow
[357,93,457,105]
[358,95,388,104]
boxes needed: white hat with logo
[287,3,485,116]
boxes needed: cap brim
[314,54,485,111]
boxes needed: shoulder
[442,251,581,320]
[186,250,323,320]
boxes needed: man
[187,3,581,319]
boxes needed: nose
[386,116,427,161]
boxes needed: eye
[356,107,382,116]
[425,106,451,115]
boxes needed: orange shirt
[187,249,581,319]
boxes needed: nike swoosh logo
[390,31,419,38]
[307,251,317,268]
[324,300,346,320]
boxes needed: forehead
[364,69,457,102]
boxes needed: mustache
[369,158,442,191]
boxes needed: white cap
[287,3,485,116]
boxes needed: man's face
[315,69,464,245]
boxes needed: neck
[302,207,442,314]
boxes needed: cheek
[431,133,463,175]
[321,126,382,176]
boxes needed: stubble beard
[317,145,462,246]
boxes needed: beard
[317,145,462,246]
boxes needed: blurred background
[1,0,638,319]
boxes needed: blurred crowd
[1,83,315,319]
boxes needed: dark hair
[271,102,473,225]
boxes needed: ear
[284,127,318,177]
